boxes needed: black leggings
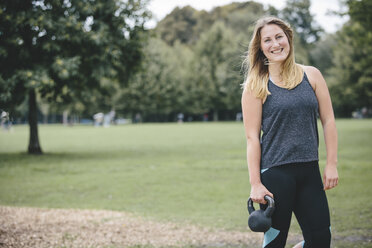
[260,161,331,248]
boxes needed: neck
[268,63,282,76]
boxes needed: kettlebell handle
[247,195,275,217]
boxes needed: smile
[271,48,283,54]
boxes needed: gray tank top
[260,73,319,170]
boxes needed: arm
[241,88,273,203]
[305,66,338,190]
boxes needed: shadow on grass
[0,150,146,167]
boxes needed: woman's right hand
[250,183,274,204]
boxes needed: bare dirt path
[0,206,266,248]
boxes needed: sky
[146,0,348,33]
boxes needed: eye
[264,39,271,43]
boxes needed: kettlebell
[247,195,275,232]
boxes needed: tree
[155,6,199,46]
[155,2,269,47]
[327,0,372,116]
[281,0,323,45]
[118,21,244,122]
[194,22,242,120]
[0,0,149,153]
[280,0,324,67]
[309,34,336,76]
[153,2,275,120]
[116,38,194,121]
[213,1,266,34]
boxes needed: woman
[241,16,338,248]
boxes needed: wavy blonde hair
[242,16,303,99]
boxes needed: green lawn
[0,120,371,247]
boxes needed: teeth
[271,49,282,54]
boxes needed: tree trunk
[28,88,43,154]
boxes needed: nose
[272,40,280,48]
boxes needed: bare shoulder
[242,88,260,103]
[300,65,325,91]
[241,88,264,113]
[302,65,322,78]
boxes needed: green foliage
[155,2,267,47]
[309,34,336,76]
[208,2,266,35]
[116,38,195,119]
[0,0,150,112]
[327,0,372,116]
[0,120,371,247]
[279,0,325,66]
[193,22,242,119]
[155,6,199,46]
[281,0,323,44]
[347,0,372,27]
[0,0,150,152]
[120,20,245,121]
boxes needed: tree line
[0,0,371,153]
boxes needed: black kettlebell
[247,195,275,232]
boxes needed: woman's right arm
[241,88,273,204]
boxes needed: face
[260,24,290,64]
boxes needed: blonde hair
[242,16,303,99]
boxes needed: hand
[250,183,274,204]
[323,165,338,190]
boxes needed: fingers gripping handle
[247,195,275,216]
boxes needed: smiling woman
[260,25,289,67]
[242,17,304,99]
[241,16,338,248]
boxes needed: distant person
[203,113,209,122]
[1,110,11,131]
[134,113,141,123]
[93,112,104,127]
[241,17,338,248]
[103,110,116,127]
[177,113,184,123]
[361,107,368,118]
[236,112,242,121]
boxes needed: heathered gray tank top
[260,73,319,170]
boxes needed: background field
[0,120,371,247]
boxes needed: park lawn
[0,120,371,248]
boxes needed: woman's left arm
[306,66,338,190]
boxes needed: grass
[0,120,371,247]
